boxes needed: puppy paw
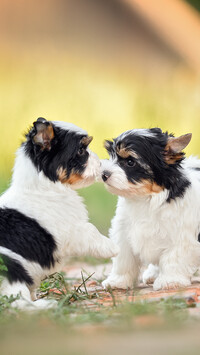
[34,299,58,310]
[102,274,134,290]
[12,298,58,311]
[142,264,159,285]
[153,275,191,291]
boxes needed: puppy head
[101,128,192,199]
[25,117,100,189]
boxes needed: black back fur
[0,208,57,268]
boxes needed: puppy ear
[33,117,54,151]
[81,136,93,146]
[164,133,192,164]
[104,140,113,153]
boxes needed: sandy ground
[62,262,200,314]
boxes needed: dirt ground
[2,262,200,355]
[62,262,200,317]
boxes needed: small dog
[0,117,119,309]
[101,128,200,291]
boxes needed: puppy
[101,128,200,291]
[0,117,119,309]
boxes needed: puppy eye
[78,147,85,156]
[127,159,135,167]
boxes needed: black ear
[32,117,54,151]
[104,140,113,154]
[35,117,47,124]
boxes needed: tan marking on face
[148,181,164,193]
[116,145,139,159]
[81,136,93,146]
[128,179,164,195]
[57,167,83,185]
[57,167,67,182]
[116,146,129,158]
[67,173,83,185]
[106,179,163,198]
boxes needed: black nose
[102,170,111,182]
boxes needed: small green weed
[40,271,98,306]
[0,256,8,273]
[0,258,20,315]
[0,294,19,314]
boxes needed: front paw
[102,274,134,290]
[142,264,159,285]
[34,299,58,310]
[153,275,191,291]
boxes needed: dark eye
[127,159,135,167]
[78,147,85,156]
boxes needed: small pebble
[186,297,196,307]
[87,280,98,287]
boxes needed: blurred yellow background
[1,0,200,233]
[1,0,200,349]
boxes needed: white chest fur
[111,173,200,266]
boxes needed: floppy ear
[164,133,192,164]
[33,117,54,151]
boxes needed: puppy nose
[102,170,111,182]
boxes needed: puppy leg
[68,223,119,259]
[102,240,139,290]
[142,264,159,285]
[29,287,37,301]
[1,279,34,309]
[31,298,57,310]
[153,241,200,291]
[1,279,56,310]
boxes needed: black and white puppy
[0,118,119,309]
[101,128,200,291]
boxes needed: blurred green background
[0,0,200,236]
